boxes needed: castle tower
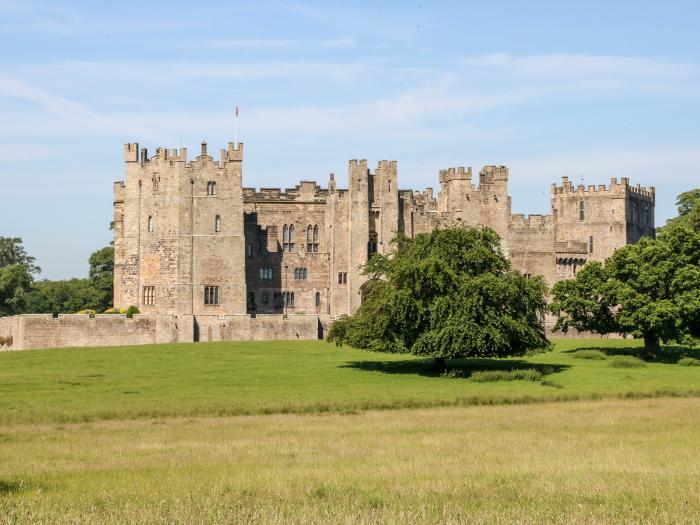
[114,141,247,318]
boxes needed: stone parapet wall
[1,313,329,351]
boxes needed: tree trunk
[643,334,660,358]
[434,357,447,373]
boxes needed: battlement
[439,166,473,183]
[510,213,553,229]
[349,159,369,171]
[124,142,243,168]
[551,176,655,199]
[376,160,398,173]
[480,165,509,183]
[242,180,328,202]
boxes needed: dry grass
[1,397,700,524]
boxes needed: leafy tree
[551,226,700,353]
[661,188,700,232]
[327,227,551,370]
[0,237,40,274]
[88,246,114,312]
[0,265,33,316]
[24,278,105,315]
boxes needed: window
[294,267,308,280]
[147,215,154,233]
[283,291,295,307]
[247,242,253,258]
[283,224,296,252]
[247,292,255,311]
[523,273,532,280]
[207,181,216,196]
[338,272,347,285]
[215,214,221,233]
[204,286,220,305]
[143,286,155,305]
[152,174,160,194]
[306,224,319,252]
[262,290,269,304]
[589,236,594,254]
[315,292,321,308]
[368,232,378,258]
[579,200,585,221]
[259,267,273,280]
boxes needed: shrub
[609,356,646,368]
[678,357,700,367]
[0,335,12,347]
[76,309,96,316]
[125,306,140,319]
[470,368,543,382]
[572,349,606,360]
[103,307,121,314]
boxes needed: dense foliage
[0,237,114,316]
[660,188,700,232]
[327,227,550,367]
[551,225,700,352]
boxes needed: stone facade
[114,141,655,328]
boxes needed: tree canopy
[0,237,40,274]
[327,227,550,368]
[661,188,700,232]
[551,225,700,352]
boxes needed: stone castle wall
[2,313,324,351]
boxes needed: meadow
[0,338,699,425]
[1,339,700,523]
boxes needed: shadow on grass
[564,345,700,364]
[340,358,568,379]
[0,480,26,495]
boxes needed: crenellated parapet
[551,176,655,200]
[123,142,244,169]
[242,181,329,202]
[510,213,553,229]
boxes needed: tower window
[207,181,216,196]
[368,232,378,258]
[204,286,220,305]
[283,291,295,307]
[338,272,347,285]
[147,215,154,233]
[259,268,273,280]
[589,236,594,254]
[315,291,321,308]
[283,224,295,252]
[215,214,221,233]
[294,267,308,280]
[262,290,269,304]
[306,224,319,252]
[143,286,155,305]
[246,242,252,258]
[579,200,585,221]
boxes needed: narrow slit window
[215,214,221,233]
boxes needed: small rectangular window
[207,181,216,196]
[338,272,347,284]
[204,286,220,305]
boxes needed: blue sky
[1,0,699,279]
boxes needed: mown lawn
[0,338,699,424]
[1,398,700,523]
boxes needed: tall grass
[609,356,646,368]
[470,368,544,382]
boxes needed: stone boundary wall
[1,313,329,351]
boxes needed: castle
[0,139,656,350]
[112,140,655,335]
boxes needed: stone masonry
[114,140,655,327]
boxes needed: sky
[1,0,699,279]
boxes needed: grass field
[2,339,700,523]
[2,398,700,523]
[0,338,699,424]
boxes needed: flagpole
[234,105,238,145]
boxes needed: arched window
[307,224,319,252]
[368,232,378,258]
[147,215,154,233]
[315,292,321,308]
[282,224,295,252]
[215,214,221,233]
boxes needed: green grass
[1,338,699,425]
[1,399,700,523]
[608,355,646,368]
[571,349,607,360]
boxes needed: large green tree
[0,237,40,274]
[661,188,700,232]
[88,246,114,312]
[327,227,550,369]
[551,226,700,353]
